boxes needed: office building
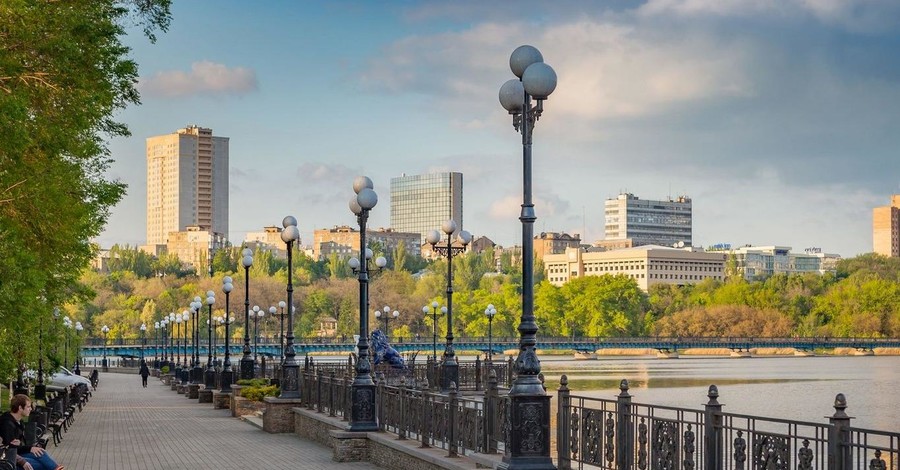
[146,125,229,246]
[544,245,725,291]
[390,172,463,243]
[873,195,900,257]
[604,192,692,247]
[708,245,841,280]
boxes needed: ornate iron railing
[556,376,899,470]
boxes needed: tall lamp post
[62,316,72,371]
[485,304,497,364]
[181,310,190,385]
[74,321,83,375]
[221,276,235,393]
[426,221,472,391]
[422,302,446,361]
[204,291,216,388]
[154,321,161,369]
[279,215,301,399]
[251,305,261,370]
[191,297,203,384]
[276,301,286,362]
[498,44,558,470]
[240,248,255,380]
[101,324,110,371]
[172,313,181,378]
[348,175,380,432]
[374,306,399,340]
[139,323,147,361]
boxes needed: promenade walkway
[51,371,380,470]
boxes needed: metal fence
[557,377,899,470]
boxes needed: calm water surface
[537,355,899,431]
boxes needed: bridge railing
[303,356,515,391]
[556,377,899,470]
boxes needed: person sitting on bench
[0,395,65,470]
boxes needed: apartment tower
[873,195,900,257]
[604,192,692,247]
[390,172,463,243]
[146,125,229,246]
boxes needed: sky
[98,0,900,258]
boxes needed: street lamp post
[74,321,83,375]
[154,321,161,369]
[240,248,254,380]
[191,297,203,384]
[171,313,181,378]
[427,221,472,391]
[181,310,190,385]
[221,276,235,393]
[277,301,286,362]
[139,323,147,361]
[204,291,216,388]
[101,324,110,372]
[251,305,261,373]
[63,316,72,371]
[374,306,399,340]
[348,175,380,432]
[279,216,301,399]
[422,302,446,362]
[498,44,558,470]
[485,304,497,364]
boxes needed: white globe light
[499,79,525,113]
[509,45,544,78]
[357,187,378,210]
[352,175,374,194]
[522,61,557,100]
[282,215,298,228]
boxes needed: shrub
[236,378,268,387]
[241,385,279,402]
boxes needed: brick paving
[51,371,380,470]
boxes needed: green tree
[393,241,409,272]
[0,0,171,381]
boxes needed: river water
[537,354,900,432]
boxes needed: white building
[712,245,841,280]
[544,245,725,291]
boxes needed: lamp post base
[219,368,233,393]
[441,361,459,392]
[279,362,300,399]
[191,365,203,384]
[499,390,555,470]
[348,382,378,432]
[204,367,216,388]
[240,357,254,380]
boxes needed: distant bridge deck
[79,336,900,358]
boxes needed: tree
[393,241,409,272]
[0,0,171,381]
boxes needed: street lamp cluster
[426,220,471,391]
[374,306,398,339]
[498,44,557,470]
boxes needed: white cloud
[139,61,258,98]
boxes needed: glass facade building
[390,172,463,243]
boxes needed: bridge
[78,336,900,358]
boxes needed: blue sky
[99,0,900,257]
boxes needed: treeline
[73,249,900,348]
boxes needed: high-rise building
[146,125,229,246]
[873,195,900,257]
[604,192,692,247]
[390,172,463,243]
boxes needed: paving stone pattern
[52,371,380,470]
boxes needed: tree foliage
[0,0,171,381]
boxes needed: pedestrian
[0,394,66,470]
[139,359,150,388]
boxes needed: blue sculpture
[371,329,405,369]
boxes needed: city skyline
[96,1,900,257]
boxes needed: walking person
[0,395,65,470]
[139,359,150,388]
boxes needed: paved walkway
[51,371,380,470]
